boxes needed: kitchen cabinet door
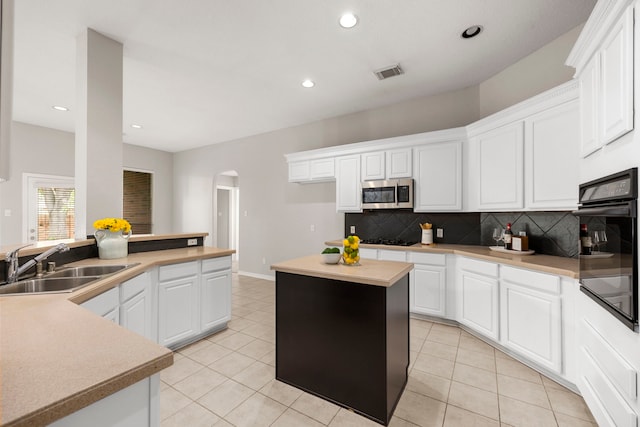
[201,269,231,332]
[409,252,447,317]
[476,122,524,210]
[82,286,119,323]
[361,151,385,181]
[288,160,310,182]
[121,292,149,339]
[411,264,446,317]
[413,141,462,211]
[501,282,562,373]
[386,148,412,179]
[335,155,362,212]
[309,158,335,181]
[120,272,152,340]
[157,275,199,349]
[458,267,499,341]
[525,100,579,210]
[599,6,634,145]
[579,54,600,157]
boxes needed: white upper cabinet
[568,2,634,158]
[335,155,362,212]
[413,141,462,211]
[361,148,412,181]
[579,55,600,157]
[288,158,335,183]
[525,100,580,210]
[361,151,385,181]
[386,148,412,179]
[599,6,633,145]
[475,122,524,211]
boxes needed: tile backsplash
[345,210,579,258]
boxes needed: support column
[75,29,123,239]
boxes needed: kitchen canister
[421,229,433,245]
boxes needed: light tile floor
[160,274,598,427]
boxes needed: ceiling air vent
[374,64,404,80]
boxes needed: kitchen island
[271,255,413,426]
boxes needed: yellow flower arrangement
[342,235,361,265]
[93,218,132,233]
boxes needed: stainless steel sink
[46,264,131,278]
[0,276,101,295]
[0,263,140,296]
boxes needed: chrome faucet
[5,243,70,284]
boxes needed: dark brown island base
[271,255,414,425]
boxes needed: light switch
[4,209,10,217]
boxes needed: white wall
[479,24,584,118]
[0,121,173,245]
[0,122,75,245]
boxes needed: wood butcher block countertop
[326,240,580,279]
[271,254,414,287]
[0,243,234,427]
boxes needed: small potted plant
[93,218,132,259]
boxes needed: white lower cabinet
[575,291,639,427]
[200,257,232,332]
[500,266,562,373]
[158,257,233,349]
[409,252,446,317]
[157,262,200,348]
[82,286,120,324]
[50,375,160,427]
[457,257,500,341]
[120,272,153,340]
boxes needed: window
[24,174,75,242]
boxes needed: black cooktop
[360,238,418,247]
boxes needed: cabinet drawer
[502,265,560,294]
[159,261,198,282]
[202,256,232,274]
[378,249,407,262]
[458,257,498,277]
[120,273,148,301]
[581,348,637,427]
[582,319,637,401]
[359,248,377,260]
[408,252,446,266]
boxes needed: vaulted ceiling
[13,0,596,152]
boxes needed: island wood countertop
[326,240,580,279]
[0,245,234,427]
[271,254,414,287]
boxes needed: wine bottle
[504,223,513,250]
[580,224,592,255]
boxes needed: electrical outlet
[350,225,356,234]
[187,238,197,246]
[310,224,315,232]
[436,228,443,238]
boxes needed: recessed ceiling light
[461,25,483,39]
[52,105,69,111]
[302,79,315,88]
[339,12,358,29]
[131,124,143,129]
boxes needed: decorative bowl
[322,253,342,264]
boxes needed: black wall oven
[574,168,638,331]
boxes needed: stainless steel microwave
[361,179,414,209]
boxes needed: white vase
[95,229,132,259]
